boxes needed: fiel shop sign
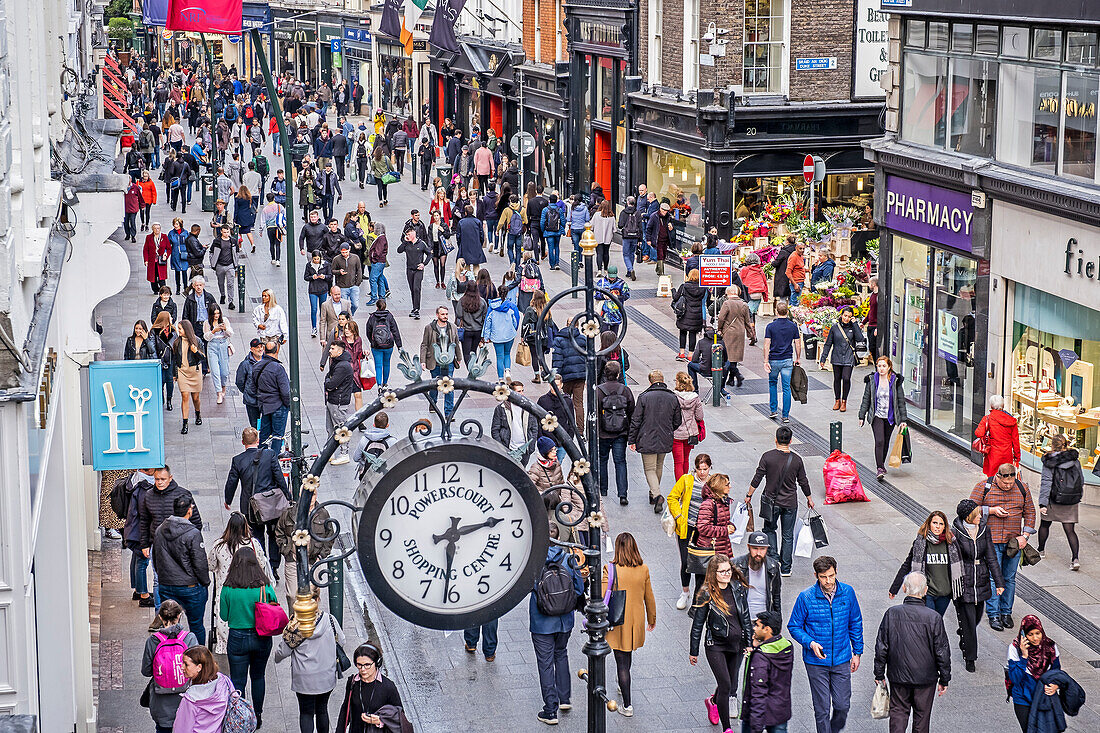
[884,175,974,252]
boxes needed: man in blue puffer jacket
[787,555,864,733]
[552,325,588,437]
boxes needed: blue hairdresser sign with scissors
[89,360,166,471]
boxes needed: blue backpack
[221,689,257,732]
[509,209,524,236]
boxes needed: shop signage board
[936,312,959,364]
[699,255,734,288]
[855,0,889,99]
[344,27,371,45]
[884,175,974,253]
[88,361,165,471]
[796,57,837,70]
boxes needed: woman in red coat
[694,473,734,556]
[974,394,1021,476]
[143,222,171,293]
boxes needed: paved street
[94,137,1100,733]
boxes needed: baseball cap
[747,531,770,548]
[249,338,263,348]
[607,265,618,277]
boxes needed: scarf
[1014,615,1057,679]
[913,534,965,599]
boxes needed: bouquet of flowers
[752,245,779,265]
[823,205,860,230]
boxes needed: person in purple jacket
[741,610,794,733]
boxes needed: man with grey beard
[734,532,783,618]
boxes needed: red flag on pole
[166,0,243,35]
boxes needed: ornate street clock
[356,434,550,630]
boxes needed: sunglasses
[998,472,1017,478]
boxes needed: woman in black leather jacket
[688,553,752,732]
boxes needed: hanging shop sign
[293,27,317,44]
[854,0,889,99]
[884,175,974,253]
[88,361,165,471]
[344,27,372,46]
[331,38,343,68]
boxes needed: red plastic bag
[823,450,869,504]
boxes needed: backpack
[244,105,254,119]
[672,290,688,317]
[1050,463,1084,505]
[151,629,190,692]
[598,386,629,434]
[254,154,269,177]
[355,436,392,480]
[509,209,524,236]
[544,206,561,233]
[371,315,395,349]
[622,210,642,238]
[534,558,577,617]
[221,689,258,733]
[224,104,237,123]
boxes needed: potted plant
[108,17,134,60]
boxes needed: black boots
[194,411,202,426]
[181,419,188,434]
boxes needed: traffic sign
[510,131,536,157]
[699,255,734,288]
[227,34,241,44]
[803,154,815,183]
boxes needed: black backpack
[672,288,688,317]
[598,386,629,434]
[109,476,132,521]
[544,206,561,233]
[534,558,577,616]
[371,315,395,349]
[622,210,642,238]
[1050,463,1084,505]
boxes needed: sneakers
[138,595,155,608]
[312,328,318,338]
[782,417,791,424]
[1071,558,1081,571]
[537,712,558,725]
[705,696,720,725]
[780,570,792,577]
[557,703,572,711]
[465,644,476,654]
[620,496,628,506]
[676,590,691,610]
[617,705,633,717]
[105,528,122,540]
[330,452,350,466]
[768,412,778,419]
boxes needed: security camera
[703,30,715,43]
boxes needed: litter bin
[201,172,215,212]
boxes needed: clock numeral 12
[441,463,459,484]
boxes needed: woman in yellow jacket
[666,452,712,611]
[601,532,656,718]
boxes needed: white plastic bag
[660,505,676,538]
[871,681,890,719]
[794,519,815,558]
[729,502,751,544]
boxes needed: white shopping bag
[729,502,751,545]
[660,505,676,538]
[871,681,890,719]
[794,519,815,558]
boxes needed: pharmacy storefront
[878,174,992,447]
[992,201,1100,483]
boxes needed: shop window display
[1010,287,1100,479]
[645,149,706,227]
[892,237,931,413]
[930,251,981,439]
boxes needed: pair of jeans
[368,262,386,302]
[321,194,334,222]
[260,405,290,454]
[372,347,393,387]
[159,584,208,646]
[507,232,523,264]
[341,285,360,315]
[543,235,560,268]
[152,146,161,169]
[295,690,331,733]
[570,229,583,251]
[207,338,231,392]
[308,291,328,329]
[789,286,802,307]
[430,363,455,417]
[598,435,628,498]
[493,340,513,378]
[227,628,273,718]
[376,180,388,203]
[463,619,498,656]
[267,227,282,261]
[763,503,798,574]
[532,631,572,716]
[805,662,852,733]
[123,212,137,240]
[130,549,149,594]
[925,593,951,616]
[768,358,794,417]
[987,542,1020,619]
[622,237,638,272]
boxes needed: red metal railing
[102,54,140,136]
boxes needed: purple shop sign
[884,175,974,253]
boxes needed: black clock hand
[442,538,456,605]
[455,516,503,537]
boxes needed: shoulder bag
[759,453,794,524]
[604,563,626,628]
[685,502,718,575]
[330,614,352,674]
[254,586,290,636]
[249,449,291,523]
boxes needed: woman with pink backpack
[141,600,198,732]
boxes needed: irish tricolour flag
[401,0,429,55]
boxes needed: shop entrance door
[930,252,981,440]
[489,96,503,139]
[298,45,317,88]
[594,130,612,198]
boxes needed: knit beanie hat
[536,436,556,458]
[956,498,979,523]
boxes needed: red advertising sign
[166,0,243,35]
[699,255,734,288]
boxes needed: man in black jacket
[874,572,950,733]
[298,209,327,256]
[181,275,218,338]
[332,242,363,316]
[225,426,292,571]
[745,426,814,577]
[628,369,682,512]
[491,381,538,464]
[596,361,635,504]
[138,466,202,616]
[251,340,292,453]
[734,532,783,618]
[321,217,348,260]
[401,209,429,243]
[235,338,265,427]
[536,375,577,461]
[324,342,356,465]
[152,495,211,644]
[397,226,432,318]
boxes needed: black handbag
[331,614,352,674]
[605,563,626,628]
[685,504,719,575]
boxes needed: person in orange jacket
[784,242,807,307]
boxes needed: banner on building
[380,0,403,39]
[429,0,466,54]
[166,0,243,35]
[88,361,166,471]
[143,0,170,27]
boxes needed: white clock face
[373,460,536,616]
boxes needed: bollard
[571,249,580,298]
[711,337,724,407]
[236,264,246,313]
[830,421,842,452]
[327,556,344,627]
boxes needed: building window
[649,0,663,85]
[901,53,948,147]
[996,63,1062,174]
[684,0,700,91]
[744,0,785,94]
[950,57,998,157]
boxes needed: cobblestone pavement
[95,131,1100,732]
